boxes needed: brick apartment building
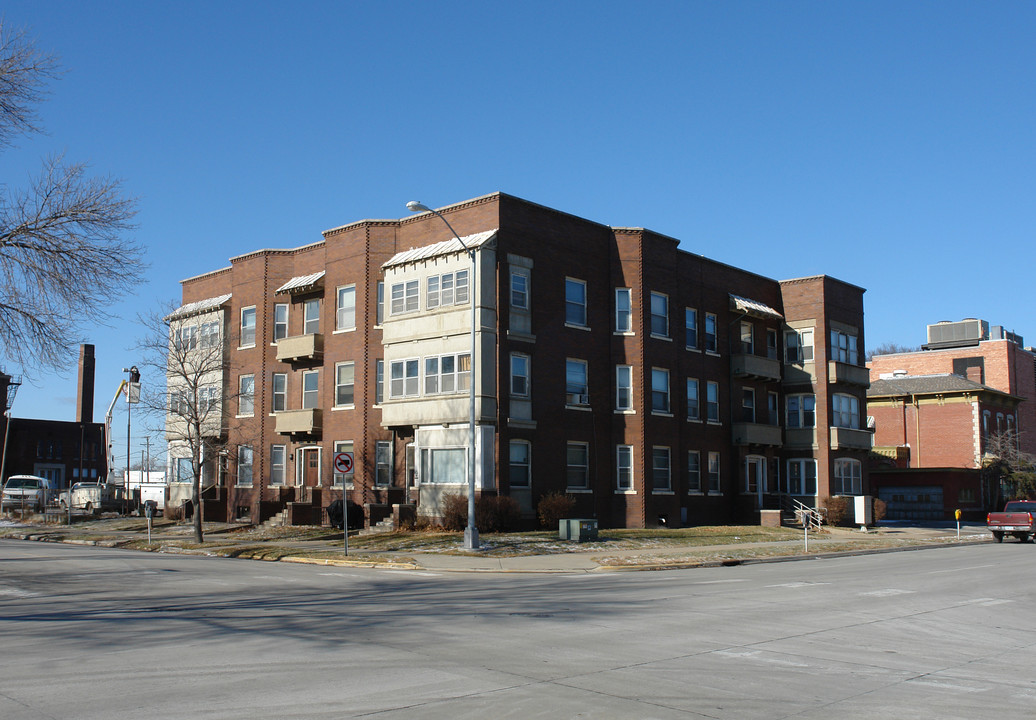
[166,192,870,529]
[867,319,1035,519]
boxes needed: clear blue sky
[5,1,1035,468]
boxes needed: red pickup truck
[987,501,1036,543]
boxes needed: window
[616,445,633,490]
[333,440,354,488]
[651,368,670,413]
[785,329,814,363]
[766,329,778,359]
[830,330,858,365]
[390,280,419,315]
[427,270,469,309]
[302,370,319,409]
[616,365,632,411]
[421,447,465,484]
[509,441,531,488]
[687,451,701,493]
[237,446,253,487]
[996,412,1005,434]
[176,458,194,483]
[983,410,991,438]
[650,292,668,337]
[832,393,860,429]
[240,306,256,347]
[740,321,754,354]
[686,378,700,420]
[708,452,721,492]
[200,320,220,349]
[511,354,530,397]
[270,445,286,486]
[833,458,862,495]
[652,447,671,491]
[615,288,632,333]
[566,442,589,489]
[705,313,717,352]
[238,375,254,416]
[785,459,817,495]
[423,353,469,395]
[272,373,286,412]
[685,308,698,349]
[566,359,589,405]
[375,441,392,487]
[767,392,779,425]
[375,359,384,404]
[389,359,420,398]
[336,285,356,331]
[273,304,288,342]
[706,381,720,422]
[376,282,384,325]
[511,271,529,309]
[303,299,320,335]
[741,388,755,423]
[565,278,587,326]
[786,394,816,428]
[335,362,355,407]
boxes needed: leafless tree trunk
[0,21,142,375]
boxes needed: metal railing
[781,494,826,531]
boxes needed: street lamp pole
[407,201,480,550]
[123,366,140,514]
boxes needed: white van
[1,475,56,513]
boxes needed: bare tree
[136,300,237,543]
[866,341,921,361]
[0,21,143,374]
[982,429,1036,506]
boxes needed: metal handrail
[782,494,825,531]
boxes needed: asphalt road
[1,539,1034,719]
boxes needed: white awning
[729,294,783,320]
[165,294,232,321]
[275,271,325,295]
[383,229,498,269]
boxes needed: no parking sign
[333,452,354,474]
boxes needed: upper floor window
[272,372,286,412]
[335,362,355,407]
[566,358,589,406]
[240,306,256,347]
[200,320,220,349]
[376,282,385,325]
[650,292,668,337]
[833,458,862,495]
[238,374,255,416]
[511,271,529,310]
[766,329,778,359]
[705,313,718,352]
[616,365,632,410]
[832,393,860,429]
[173,324,198,352]
[375,359,384,404]
[741,387,755,423]
[510,353,530,397]
[651,368,670,414]
[706,381,720,423]
[423,353,470,395]
[390,280,419,315]
[273,303,288,342]
[686,378,700,421]
[302,370,320,409]
[565,278,587,327]
[786,394,816,428]
[615,288,632,333]
[740,321,754,354]
[336,286,356,331]
[427,270,469,309]
[785,329,814,363]
[830,330,858,365]
[768,391,779,425]
[685,308,698,349]
[390,359,420,398]
[303,299,320,335]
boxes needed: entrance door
[301,447,321,487]
[746,456,766,507]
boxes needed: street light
[406,201,480,550]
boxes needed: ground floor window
[652,447,671,491]
[567,442,589,489]
[687,451,701,493]
[509,441,531,488]
[616,445,633,491]
[270,445,286,486]
[236,446,253,487]
[333,441,354,488]
[707,452,721,492]
[421,447,466,484]
[833,458,862,495]
[375,441,392,486]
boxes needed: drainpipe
[912,394,921,468]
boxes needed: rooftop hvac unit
[926,319,988,348]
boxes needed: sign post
[333,452,354,555]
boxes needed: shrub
[440,493,468,532]
[476,495,522,533]
[537,492,576,529]
[872,497,888,523]
[822,496,851,527]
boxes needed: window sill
[685,347,701,353]
[687,490,704,496]
[687,417,702,423]
[235,483,254,488]
[333,328,356,335]
[650,334,672,342]
[651,411,674,418]
[566,404,593,412]
[235,414,254,419]
[566,488,592,494]
[614,409,636,415]
[331,405,355,411]
[564,322,591,331]
[653,489,674,495]
[506,330,536,343]
[613,331,635,337]
[707,420,722,426]
[238,344,256,351]
[615,489,637,495]
[705,350,721,357]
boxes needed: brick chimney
[77,344,95,424]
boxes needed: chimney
[966,365,984,385]
[77,344,95,424]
